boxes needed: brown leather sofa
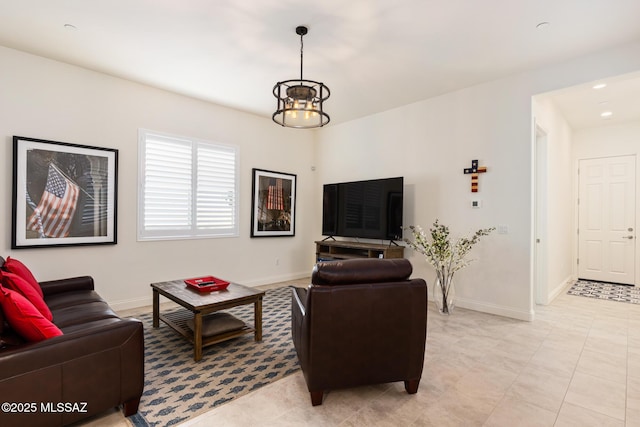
[291,257,427,406]
[0,258,144,427]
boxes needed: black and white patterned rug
[567,279,640,304]
[128,286,299,427]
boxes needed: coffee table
[151,279,265,361]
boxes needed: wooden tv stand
[315,240,404,262]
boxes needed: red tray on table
[184,276,230,292]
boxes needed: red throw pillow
[3,257,43,298]
[0,286,62,342]
[0,301,4,334]
[0,271,53,321]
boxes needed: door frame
[534,124,548,304]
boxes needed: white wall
[315,40,640,320]
[0,46,316,310]
[573,122,640,158]
[573,121,640,285]
[532,98,575,303]
[4,38,640,320]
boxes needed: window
[138,129,239,240]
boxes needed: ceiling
[1,0,640,128]
[541,71,640,130]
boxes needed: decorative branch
[404,220,494,313]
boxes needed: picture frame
[12,136,118,249]
[251,168,296,237]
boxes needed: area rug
[128,285,299,427]
[567,279,640,304]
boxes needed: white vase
[434,274,455,315]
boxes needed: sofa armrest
[39,276,94,296]
[0,318,142,378]
[0,318,144,424]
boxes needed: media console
[315,240,404,262]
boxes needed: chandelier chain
[299,32,304,82]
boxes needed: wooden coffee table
[151,279,265,361]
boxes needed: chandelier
[272,26,330,128]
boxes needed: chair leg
[404,379,420,394]
[310,391,324,406]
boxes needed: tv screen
[322,177,403,241]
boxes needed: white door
[578,155,636,285]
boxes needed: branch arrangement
[404,220,494,313]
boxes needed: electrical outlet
[497,225,509,234]
[275,258,280,265]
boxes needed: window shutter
[138,130,239,240]
[196,142,237,233]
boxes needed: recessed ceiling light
[601,111,613,118]
[536,22,550,30]
[592,83,607,89]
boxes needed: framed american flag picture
[251,168,296,237]
[12,136,118,248]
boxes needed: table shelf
[159,309,254,348]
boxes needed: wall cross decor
[463,160,487,192]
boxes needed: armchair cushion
[311,258,413,285]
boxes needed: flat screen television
[322,177,404,241]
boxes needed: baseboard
[455,297,535,321]
[111,296,152,312]
[240,271,310,287]
[109,271,310,312]
[548,275,574,303]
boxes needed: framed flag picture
[251,168,296,237]
[11,136,118,248]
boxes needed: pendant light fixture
[272,26,330,128]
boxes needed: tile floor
[79,281,640,426]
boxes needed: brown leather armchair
[291,258,427,406]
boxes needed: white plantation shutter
[138,130,239,240]
[196,143,237,230]
[143,135,193,232]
